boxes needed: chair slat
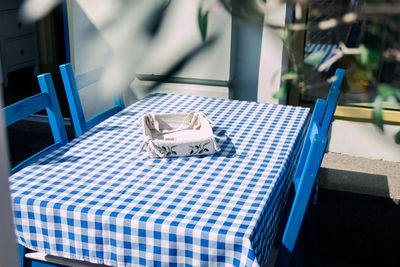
[85,106,123,130]
[321,68,345,134]
[38,74,68,145]
[75,67,103,90]
[2,73,68,175]
[4,93,49,127]
[59,61,125,137]
[293,98,327,188]
[59,63,87,136]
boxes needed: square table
[9,93,309,266]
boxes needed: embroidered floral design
[154,144,177,156]
[189,141,210,155]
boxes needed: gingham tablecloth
[9,93,309,266]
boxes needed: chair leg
[18,244,29,267]
[31,261,60,267]
[18,244,63,267]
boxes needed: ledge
[318,153,400,203]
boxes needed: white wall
[68,1,115,119]
[328,120,400,162]
[68,1,400,162]
[69,0,231,116]
[257,0,287,104]
[138,0,231,81]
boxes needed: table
[9,93,309,266]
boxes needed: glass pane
[301,0,400,112]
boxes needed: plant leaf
[198,7,208,42]
[373,96,384,131]
[395,89,400,103]
[378,84,398,99]
[282,72,298,81]
[304,51,325,67]
[359,44,379,70]
[394,131,400,144]
[273,81,288,100]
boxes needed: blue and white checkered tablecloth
[10,93,309,266]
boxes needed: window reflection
[301,0,400,112]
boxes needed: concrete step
[318,153,400,203]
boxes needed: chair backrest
[293,68,344,189]
[275,68,345,266]
[3,73,68,174]
[276,130,328,267]
[59,63,124,137]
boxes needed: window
[298,0,400,124]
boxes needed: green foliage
[282,72,298,82]
[154,145,177,156]
[304,51,325,67]
[373,96,384,130]
[198,7,208,42]
[359,44,379,71]
[374,84,400,141]
[273,81,288,100]
[395,131,400,144]
[378,84,399,100]
[189,141,210,155]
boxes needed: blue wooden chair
[274,68,345,266]
[3,73,68,266]
[293,68,344,190]
[275,130,328,267]
[59,63,124,137]
[3,73,68,175]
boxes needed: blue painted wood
[86,106,123,130]
[4,93,50,126]
[75,67,103,90]
[59,62,125,137]
[293,98,326,189]
[276,134,328,267]
[293,68,345,190]
[37,74,68,145]
[59,63,87,136]
[275,69,345,266]
[321,68,345,134]
[31,260,60,267]
[18,244,27,267]
[2,73,68,174]
[62,0,70,62]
